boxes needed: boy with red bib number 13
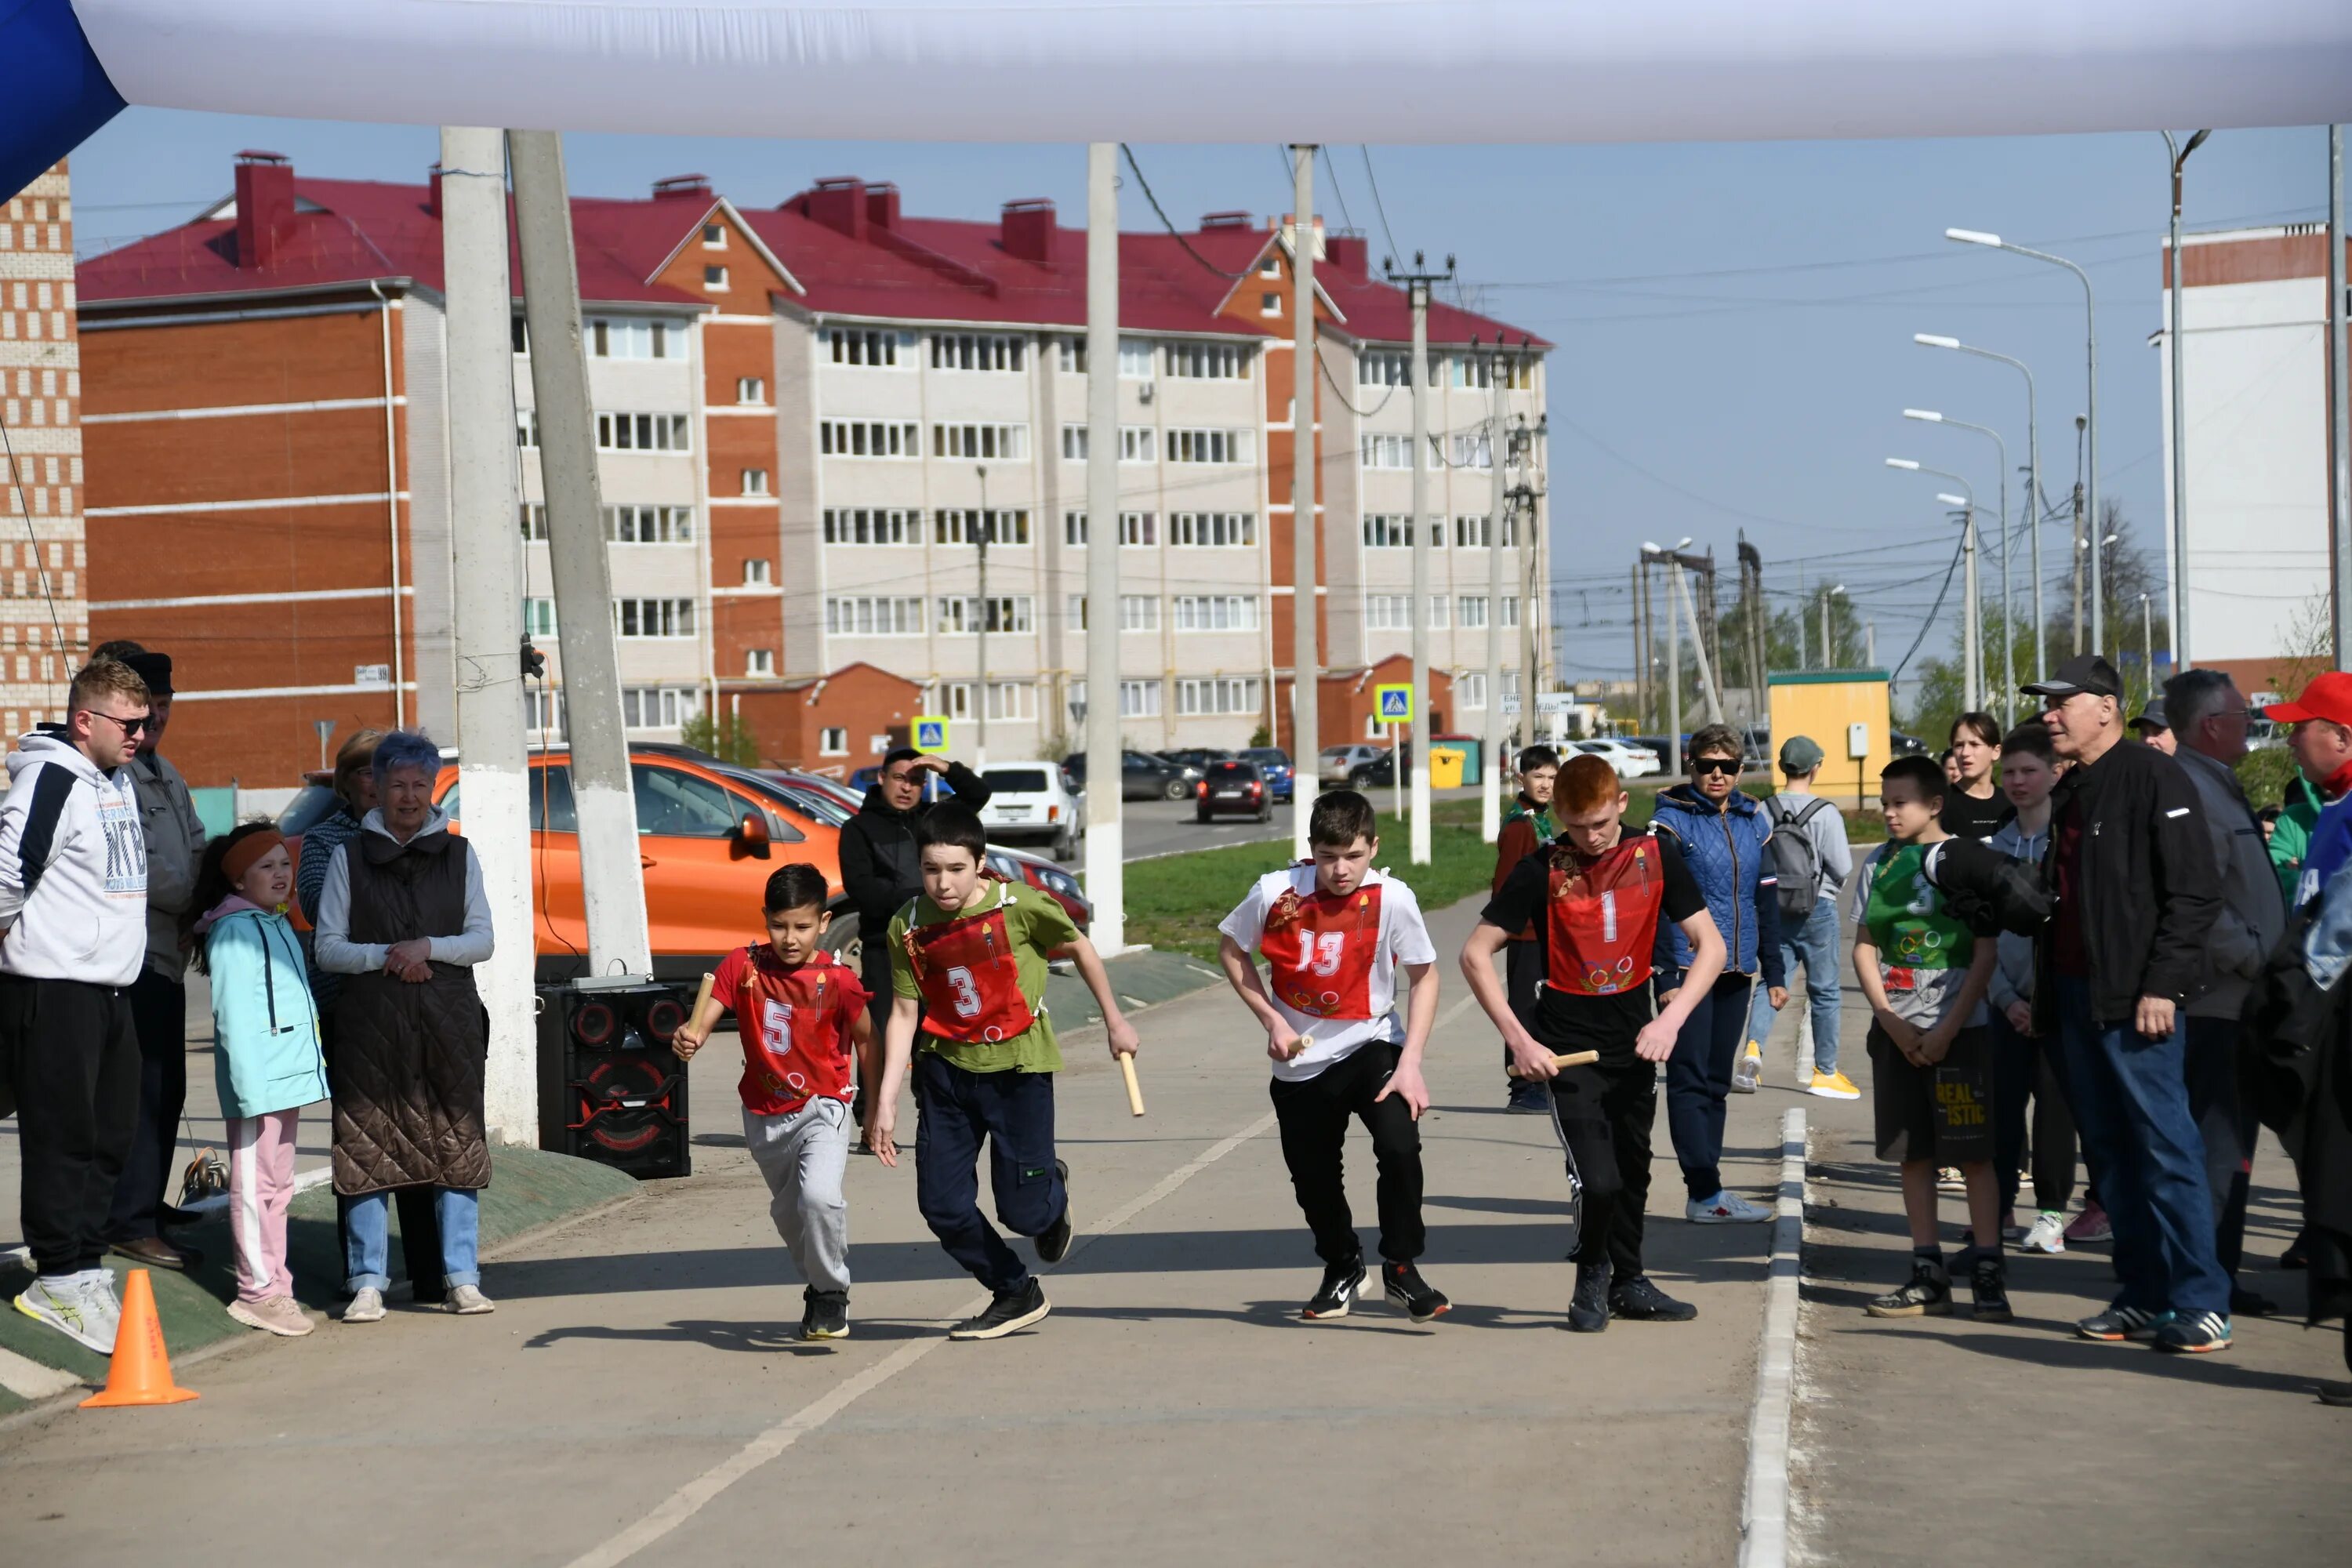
[1461,754,1727,1332]
[868,805,1140,1341]
[1216,791,1449,1323]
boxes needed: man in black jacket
[2024,654,2232,1352]
[839,749,994,1119]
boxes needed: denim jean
[2182,1016,2255,1282]
[2053,977,2229,1316]
[1780,895,1842,1074]
[1664,972,1754,1200]
[345,1186,481,1293]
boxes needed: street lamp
[1946,227,2102,654]
[975,464,990,768]
[1822,583,1846,669]
[1915,332,2045,684]
[1906,407,2013,720]
[2161,129,2210,667]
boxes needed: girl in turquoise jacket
[193,823,329,1338]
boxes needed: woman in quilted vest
[314,730,496,1323]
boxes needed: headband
[222,830,286,887]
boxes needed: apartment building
[0,161,88,746]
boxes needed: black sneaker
[1610,1273,1699,1322]
[1508,1080,1552,1114]
[1566,1261,1611,1333]
[2152,1310,2232,1354]
[1302,1254,1366,1320]
[803,1289,850,1341]
[2230,1287,2279,1319]
[1867,1255,1953,1317]
[1382,1260,1450,1323]
[1036,1159,1073,1264]
[949,1279,1050,1341]
[1970,1254,2013,1323]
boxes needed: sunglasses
[1690,756,1741,776]
[87,710,154,737]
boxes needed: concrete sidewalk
[0,893,1792,1568]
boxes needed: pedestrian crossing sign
[1374,684,1414,724]
[913,717,950,753]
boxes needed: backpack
[1766,795,1831,923]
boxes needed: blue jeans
[1665,972,1753,1200]
[345,1186,481,1293]
[2053,978,2229,1317]
[1780,896,1842,1074]
[913,1052,1066,1295]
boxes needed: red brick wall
[724,662,920,773]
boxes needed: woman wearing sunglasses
[1647,724,1784,1225]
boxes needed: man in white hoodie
[1,658,152,1354]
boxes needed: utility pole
[1664,567,1681,775]
[2164,129,2210,668]
[1821,590,1834,669]
[1635,559,1652,731]
[1483,342,1509,844]
[1509,413,1546,741]
[1082,143,1124,949]
[1737,538,1766,724]
[2141,593,2155,688]
[507,129,650,976]
[1864,621,1877,666]
[1672,559,1724,722]
[1290,145,1320,856]
[1387,253,1452,865]
[975,465,990,769]
[2071,416,2088,655]
[442,125,535,1141]
[1952,501,1983,713]
[2330,126,2352,670]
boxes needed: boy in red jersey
[1461,754,1727,1332]
[1217,791,1447,1323]
[673,863,876,1341]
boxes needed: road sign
[1535,691,1576,715]
[913,716,950,753]
[1374,684,1414,724]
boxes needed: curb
[1738,1105,1807,1568]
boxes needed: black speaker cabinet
[537,979,693,1179]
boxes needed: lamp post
[1821,584,1846,668]
[1915,333,2044,684]
[2140,592,2156,696]
[1889,456,1980,709]
[2162,129,2210,669]
[1946,229,2101,653]
[1905,408,2012,719]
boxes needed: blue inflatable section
[0,0,124,196]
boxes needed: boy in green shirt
[1853,754,2008,1323]
[869,804,1140,1340]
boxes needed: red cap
[2262,670,2352,726]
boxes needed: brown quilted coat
[329,826,491,1196]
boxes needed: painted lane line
[0,1344,84,1402]
[1737,1106,1808,1568]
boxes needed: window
[1118,338,1155,379]
[1449,431,1494,470]
[1122,426,1156,463]
[606,504,694,543]
[615,597,695,639]
[936,595,1033,634]
[1121,594,1159,631]
[1174,594,1258,632]
[931,422,1029,461]
[1062,510,1155,545]
[1167,341,1246,379]
[1064,510,1087,545]
[633,761,742,837]
[932,509,1031,546]
[1057,336,1087,374]
[522,597,557,637]
[735,376,766,405]
[1361,433,1414,470]
[739,468,770,495]
[518,503,548,540]
[1260,292,1281,316]
[1501,595,1522,628]
[930,332,1025,372]
[1453,514,1494,548]
[511,316,529,355]
[1495,356,1536,390]
[742,558,771,586]
[1060,424,1087,461]
[595,412,691,452]
[746,648,776,676]
[1365,593,1413,630]
[1501,670,1523,707]
[702,223,726,249]
[822,506,918,546]
[587,318,679,360]
[1359,350,1410,387]
[621,686,702,729]
[1171,511,1255,548]
[1166,428,1250,465]
[825,596,924,636]
[829,328,909,367]
[819,419,920,457]
[1178,676,1262,716]
[1363,514,1413,548]
[515,409,539,449]
[525,698,569,749]
[703,264,728,291]
[1459,672,1487,710]
[1458,595,1489,628]
[1122,679,1162,717]
[942,681,1036,722]
[1260,252,1281,278]
[1448,354,1492,390]
[819,727,849,756]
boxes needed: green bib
[1860,843,1978,1028]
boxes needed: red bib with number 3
[1542,836,1668,997]
[1259,879,1384,1020]
[904,895,1039,1044]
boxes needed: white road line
[0,1344,83,1403]
[1737,1106,1808,1568]
[565,1109,1279,1568]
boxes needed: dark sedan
[1062,749,1196,801]
[1194,759,1275,822]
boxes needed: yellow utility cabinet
[1428,746,1466,789]
[1766,670,1892,809]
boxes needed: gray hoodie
[1985,812,2049,1016]
[0,731,150,986]
[128,747,206,978]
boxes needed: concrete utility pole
[1509,414,1545,742]
[1290,144,1319,856]
[1388,253,1452,866]
[441,125,535,1141]
[975,464,990,769]
[2163,130,2210,669]
[2071,416,2088,655]
[508,129,651,977]
[1483,345,1508,844]
[2331,127,2352,670]
[1864,621,1877,666]
[1673,564,1723,722]
[1082,143,1124,949]
[1642,539,1700,772]
[1942,494,1984,713]
[1906,408,2009,718]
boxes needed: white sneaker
[342,1287,387,1323]
[79,1271,122,1348]
[227,1295,314,1337]
[11,1274,114,1354]
[1686,1191,1772,1224]
[2020,1211,2068,1254]
[444,1284,496,1316]
[1730,1044,1762,1093]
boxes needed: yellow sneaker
[1806,1069,1860,1101]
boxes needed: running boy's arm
[1371,960,1437,1120]
[1461,921,1556,1080]
[1062,935,1142,1059]
[1914,940,1998,1066]
[1219,933,1306,1062]
[670,989,728,1062]
[868,994,923,1167]
[1638,912,1725,1063]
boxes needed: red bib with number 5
[903,895,1038,1044]
[733,948,862,1114]
[1260,880,1384,1020]
[1542,836,1668,997]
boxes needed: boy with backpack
[1763,736,1857,1099]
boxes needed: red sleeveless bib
[1542,836,1668,997]
[1259,877,1385,1020]
[902,885,1040,1044]
[738,949,855,1111]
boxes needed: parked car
[974,760,1086,860]
[1239,746,1296,801]
[1345,744,1415,789]
[1062,749,1196,801]
[1575,738,1661,779]
[750,769,856,827]
[1889,729,1927,757]
[1319,743,1385,785]
[1194,758,1276,822]
[1160,747,1233,771]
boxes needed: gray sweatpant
[744,1096,852,1296]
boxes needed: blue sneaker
[2153,1311,2232,1354]
[2076,1304,2174,1342]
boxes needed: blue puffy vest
[1649,784,1773,978]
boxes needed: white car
[975,760,1086,862]
[1577,739,1662,779]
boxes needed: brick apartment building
[77,154,1548,789]
[1,161,89,748]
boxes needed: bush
[2235,745,2298,812]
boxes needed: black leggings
[1546,1054,1659,1275]
[1991,1012,2078,1215]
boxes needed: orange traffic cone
[80,1269,198,1409]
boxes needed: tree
[679,710,762,767]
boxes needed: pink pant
[228,1109,300,1304]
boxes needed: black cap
[120,651,172,697]
[2131,697,2169,732]
[2020,653,2120,702]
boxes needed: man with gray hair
[2165,666,2285,1316]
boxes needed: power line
[1889,533,1969,685]
[1358,146,1404,264]
[1118,144,1250,282]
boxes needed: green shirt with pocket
[888,877,1080,1073]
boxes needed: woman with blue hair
[314,730,497,1321]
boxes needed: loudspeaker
[537,979,693,1179]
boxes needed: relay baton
[1506,1048,1601,1079]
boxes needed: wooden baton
[1506,1049,1602,1079]
[1119,1054,1145,1116]
[691,970,717,1021]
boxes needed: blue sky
[67,114,2334,688]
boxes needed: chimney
[1000,198,1056,264]
[866,181,901,231]
[652,173,712,201]
[234,150,295,270]
[801,177,866,240]
[426,164,442,218]
[1326,234,1368,278]
[1200,211,1252,230]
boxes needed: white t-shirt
[1218,864,1436,1082]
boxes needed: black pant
[2183,1015,2256,1281]
[1991,1011,2078,1216]
[1269,1041,1425,1265]
[1664,973,1752,1200]
[1504,941,1541,1083]
[856,930,895,1121]
[3,975,140,1277]
[1547,1054,1657,1275]
[321,1015,442,1298]
[103,967,186,1243]
[912,1051,1065,1294]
